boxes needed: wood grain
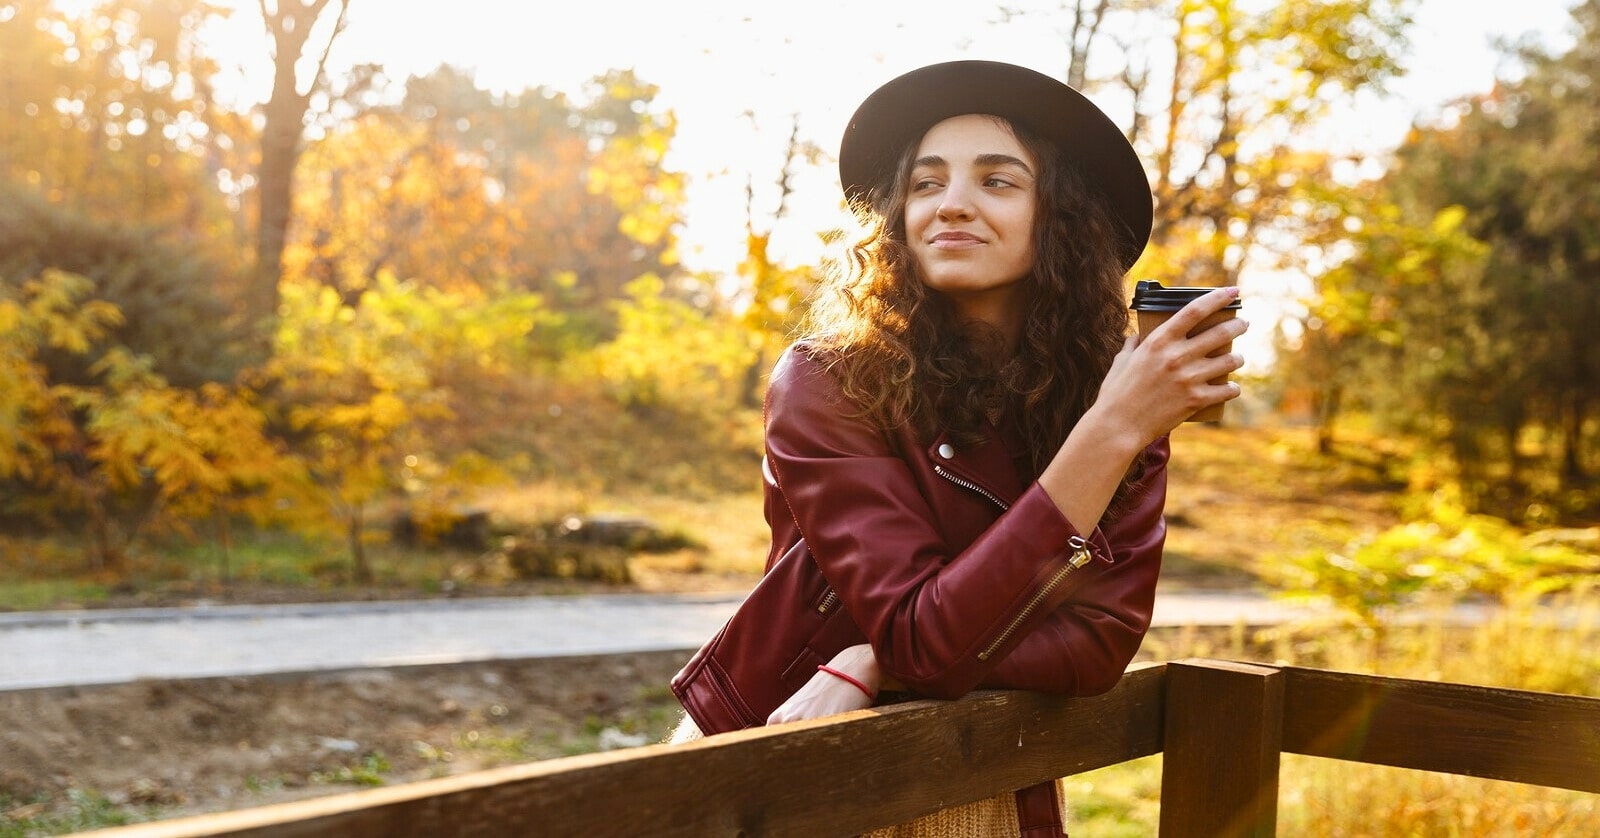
[1159,659,1283,838]
[1282,666,1600,794]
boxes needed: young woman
[672,60,1247,837]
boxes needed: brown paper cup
[1136,308,1238,423]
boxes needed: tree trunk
[250,0,348,349]
[215,506,233,581]
[1314,384,1342,456]
[348,503,372,584]
[88,498,115,573]
[1561,394,1589,485]
[253,109,298,332]
[1063,0,1110,91]
[1504,418,1524,494]
[739,347,767,410]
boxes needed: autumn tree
[1013,0,1415,286]
[260,274,558,579]
[285,65,683,341]
[730,114,823,407]
[1309,0,1600,518]
[586,273,757,415]
[1279,189,1487,455]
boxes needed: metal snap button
[937,443,955,459]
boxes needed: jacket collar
[925,425,1027,507]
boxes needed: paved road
[0,589,1319,691]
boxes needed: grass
[0,529,487,611]
[0,790,150,837]
[309,753,392,788]
[445,688,686,765]
[1279,758,1600,836]
[0,578,113,611]
[1157,423,1405,588]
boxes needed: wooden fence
[81,659,1600,837]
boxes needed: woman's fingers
[1190,314,1249,357]
[1186,350,1244,387]
[1149,286,1240,341]
[1146,289,1247,381]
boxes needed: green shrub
[0,186,248,387]
[1275,486,1599,628]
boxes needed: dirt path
[1,652,690,832]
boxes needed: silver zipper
[934,465,1010,510]
[976,536,1094,661]
[817,589,839,614]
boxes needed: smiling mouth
[930,232,984,245]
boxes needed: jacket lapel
[926,427,1026,508]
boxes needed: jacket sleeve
[764,347,1168,700]
[978,445,1166,695]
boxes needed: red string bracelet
[817,665,876,700]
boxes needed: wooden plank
[77,664,1167,838]
[1281,666,1600,794]
[1159,659,1283,838]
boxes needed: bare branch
[306,0,349,99]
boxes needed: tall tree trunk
[1504,418,1523,494]
[1153,12,1188,247]
[1562,393,1589,485]
[348,503,372,584]
[253,102,298,331]
[1314,383,1341,456]
[1063,0,1111,91]
[250,0,349,350]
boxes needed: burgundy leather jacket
[673,344,1169,836]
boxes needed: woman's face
[904,114,1039,327]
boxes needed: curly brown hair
[802,116,1146,505]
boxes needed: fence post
[1159,659,1283,838]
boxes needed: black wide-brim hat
[839,60,1153,270]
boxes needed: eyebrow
[912,153,1036,176]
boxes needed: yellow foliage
[262,274,550,564]
[1,271,305,567]
[584,274,757,412]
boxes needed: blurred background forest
[3,1,1600,833]
[1,0,1597,606]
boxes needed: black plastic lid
[1129,280,1241,312]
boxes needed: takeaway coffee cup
[1129,280,1242,423]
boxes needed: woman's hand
[1039,286,1247,533]
[1094,286,1248,446]
[767,644,880,725]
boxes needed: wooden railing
[82,659,1600,837]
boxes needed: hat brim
[839,60,1153,270]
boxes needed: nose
[936,180,974,221]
